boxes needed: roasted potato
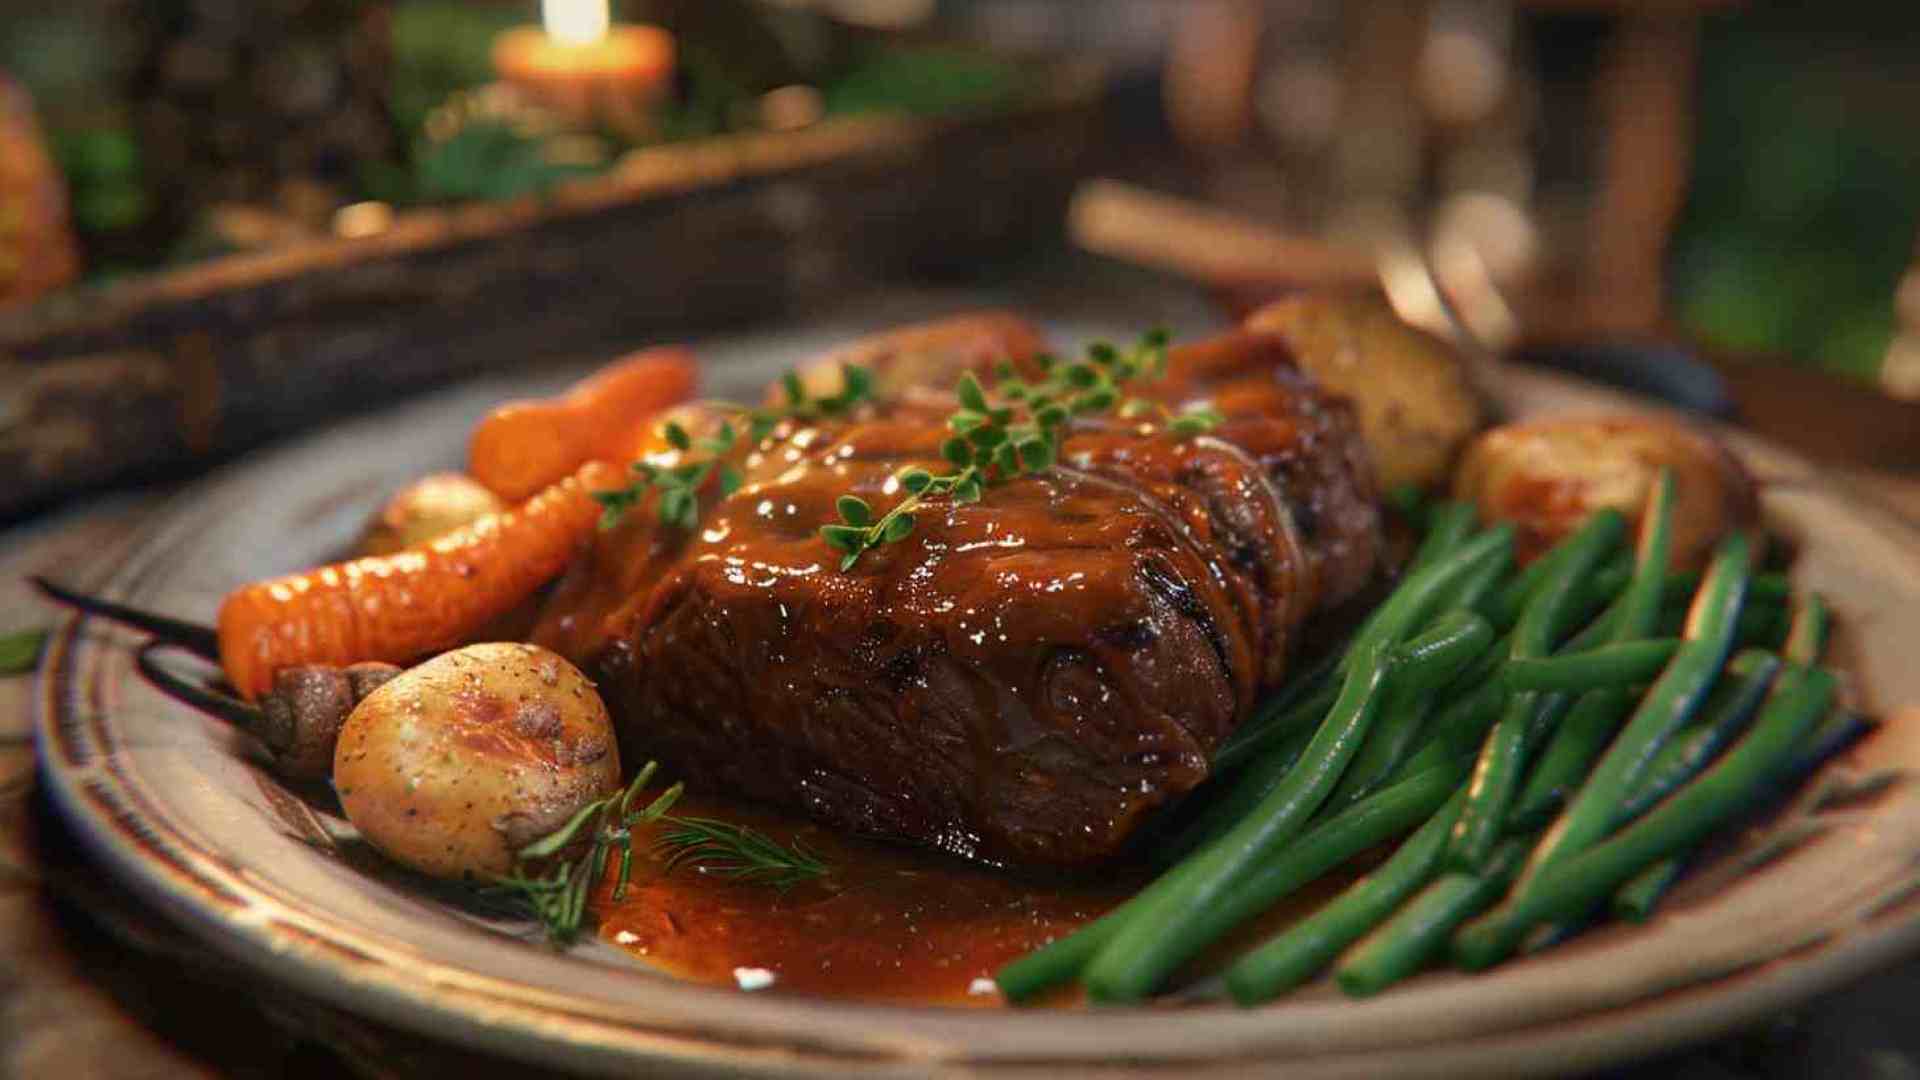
[358,472,506,556]
[333,642,621,880]
[1453,414,1759,568]
[1245,292,1484,491]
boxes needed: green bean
[1502,639,1682,692]
[1085,652,1393,1001]
[1216,621,1367,774]
[1486,557,1558,631]
[1157,736,1311,866]
[1081,532,1513,1002]
[1167,614,1490,864]
[996,901,1139,1003]
[1411,593,1627,764]
[1614,469,1678,638]
[1659,596,1783,645]
[1393,681,1504,779]
[1324,612,1496,811]
[1614,650,1782,823]
[1514,652,1775,835]
[1613,855,1684,921]
[1664,570,1791,606]
[1327,625,1518,817]
[1484,665,1834,936]
[1372,593,1665,817]
[1791,707,1874,774]
[1212,672,1339,774]
[1409,502,1478,575]
[1617,596,1833,920]
[1398,610,1499,672]
[1454,531,1753,970]
[1386,483,1432,530]
[1506,623,1665,832]
[999,761,1465,1003]
[1342,527,1514,678]
[1440,551,1517,621]
[1450,511,1626,869]
[1226,790,1468,1003]
[1484,527,1631,632]
[1507,687,1635,831]
[1784,593,1830,666]
[1336,838,1529,997]
[1154,724,1315,866]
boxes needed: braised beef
[532,316,1381,866]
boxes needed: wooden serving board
[0,68,1099,521]
[27,323,1920,1078]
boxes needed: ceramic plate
[33,315,1920,1077]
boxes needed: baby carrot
[217,461,620,700]
[468,347,698,502]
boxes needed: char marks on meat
[531,315,1381,866]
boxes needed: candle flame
[543,0,609,46]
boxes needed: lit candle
[492,0,675,133]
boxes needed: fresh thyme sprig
[593,364,875,531]
[491,761,683,946]
[653,817,831,890]
[820,329,1224,570]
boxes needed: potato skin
[1245,292,1484,491]
[359,472,506,556]
[333,642,621,880]
[1453,414,1759,568]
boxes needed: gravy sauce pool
[593,793,1369,1005]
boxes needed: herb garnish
[655,817,830,890]
[592,364,876,531]
[495,761,834,945]
[820,329,1223,570]
[492,761,684,946]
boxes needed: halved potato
[1245,292,1484,492]
[333,642,621,880]
[1453,414,1759,568]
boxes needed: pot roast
[532,315,1382,867]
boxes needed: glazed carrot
[468,347,698,502]
[217,461,620,701]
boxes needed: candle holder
[491,23,675,139]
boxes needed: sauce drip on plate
[595,794,1134,1005]
[594,793,1368,1005]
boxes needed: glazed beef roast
[532,317,1382,866]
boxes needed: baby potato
[1453,414,1759,568]
[333,642,621,880]
[1245,292,1485,491]
[359,472,506,556]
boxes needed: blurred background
[8,5,1920,1077]
[2,0,1919,510]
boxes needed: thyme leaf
[821,328,1222,569]
[593,364,874,530]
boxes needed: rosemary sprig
[654,816,830,890]
[490,761,683,946]
[0,629,47,676]
[821,329,1223,570]
[593,364,875,531]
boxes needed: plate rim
[32,366,1920,1078]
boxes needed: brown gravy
[594,794,1133,1005]
[593,793,1369,1005]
